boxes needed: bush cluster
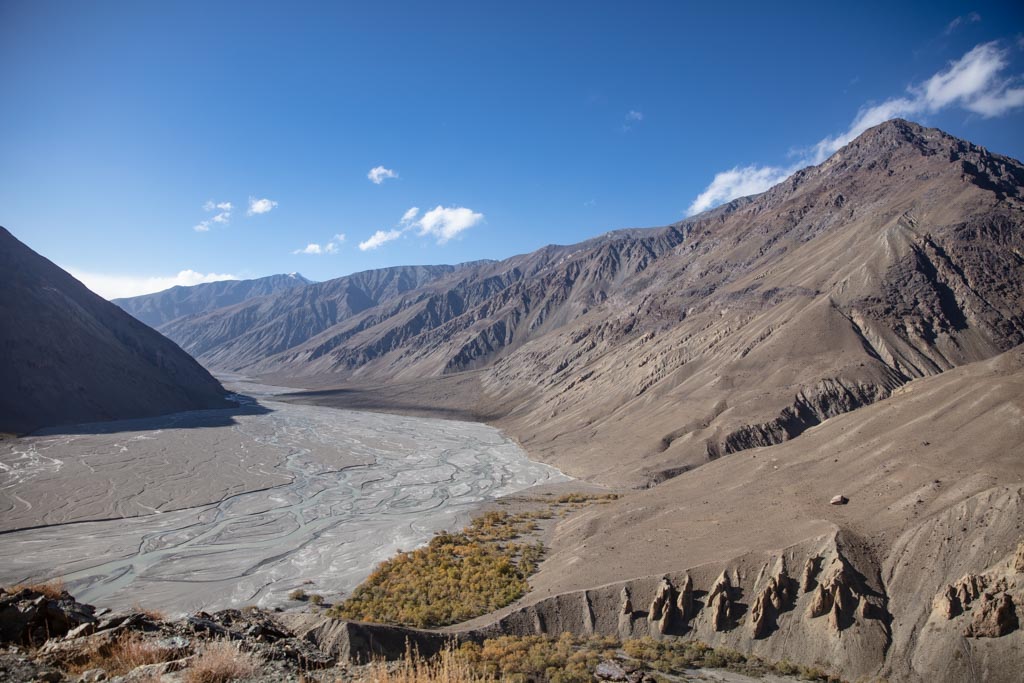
[622,638,840,681]
[383,634,846,683]
[333,495,619,629]
[457,633,619,683]
[333,511,547,628]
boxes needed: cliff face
[0,228,229,434]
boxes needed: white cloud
[400,207,420,224]
[67,268,238,300]
[368,166,398,184]
[294,234,345,255]
[356,205,484,251]
[686,42,1024,215]
[359,229,404,251]
[247,197,278,215]
[416,206,484,244]
[196,199,233,230]
[686,165,794,216]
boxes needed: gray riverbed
[0,381,567,614]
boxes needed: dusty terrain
[277,338,1024,682]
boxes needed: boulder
[0,589,97,645]
[595,659,628,681]
[964,593,1019,638]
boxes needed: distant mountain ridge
[0,227,229,434]
[114,272,313,328]
[160,262,492,370]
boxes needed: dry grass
[64,632,180,676]
[360,646,495,683]
[6,577,66,599]
[130,602,167,621]
[184,641,259,683]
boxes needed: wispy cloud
[358,229,404,251]
[944,12,981,36]
[368,165,399,184]
[622,109,645,131]
[686,42,1024,216]
[293,233,345,255]
[67,268,238,300]
[247,197,278,215]
[193,222,211,232]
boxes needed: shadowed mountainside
[0,227,229,434]
[113,272,312,328]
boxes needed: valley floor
[0,380,566,614]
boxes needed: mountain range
[140,119,1023,489]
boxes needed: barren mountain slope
[160,263,486,369]
[0,227,229,434]
[274,120,1024,487]
[454,345,1024,683]
[113,272,312,328]
[477,119,1024,485]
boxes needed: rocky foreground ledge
[0,585,447,682]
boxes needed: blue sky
[2,1,1023,298]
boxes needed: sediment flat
[0,380,566,614]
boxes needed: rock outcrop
[930,540,1023,639]
[750,559,797,639]
[647,577,678,634]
